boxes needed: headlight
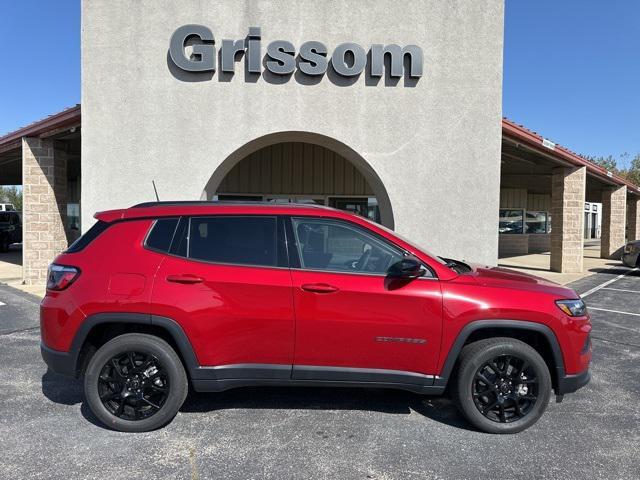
[556,299,587,317]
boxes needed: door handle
[301,283,339,294]
[166,274,204,284]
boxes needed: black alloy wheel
[472,354,538,423]
[453,337,551,434]
[97,351,169,420]
[84,333,188,432]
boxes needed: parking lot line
[588,306,640,317]
[581,268,638,298]
[601,287,640,294]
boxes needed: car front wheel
[453,337,552,434]
[84,333,188,432]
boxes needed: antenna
[152,181,160,202]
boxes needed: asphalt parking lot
[0,267,639,480]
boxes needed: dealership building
[0,0,639,285]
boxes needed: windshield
[359,217,448,266]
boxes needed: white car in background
[0,203,16,212]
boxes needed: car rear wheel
[84,333,188,432]
[453,337,551,434]
[0,236,9,252]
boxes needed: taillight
[46,264,80,291]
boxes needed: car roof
[91,201,458,281]
[94,201,350,223]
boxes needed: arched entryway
[201,132,394,228]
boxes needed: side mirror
[387,255,425,279]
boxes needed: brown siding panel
[216,142,373,197]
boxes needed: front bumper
[556,369,591,395]
[40,342,77,377]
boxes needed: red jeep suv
[40,202,591,433]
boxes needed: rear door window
[187,216,278,267]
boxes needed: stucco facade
[82,0,505,265]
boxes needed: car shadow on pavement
[588,265,638,275]
[41,370,475,432]
[40,369,104,428]
[181,387,475,431]
[41,369,83,405]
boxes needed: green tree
[582,152,640,187]
[0,186,22,211]
[624,153,640,186]
[583,154,619,173]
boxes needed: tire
[83,333,188,432]
[0,236,9,253]
[452,337,552,434]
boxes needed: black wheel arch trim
[49,312,203,379]
[434,320,567,390]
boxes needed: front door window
[291,218,403,275]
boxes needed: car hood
[461,263,579,298]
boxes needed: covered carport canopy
[0,105,81,186]
[0,145,21,186]
[0,105,81,284]
[501,118,640,273]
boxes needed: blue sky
[0,1,80,136]
[0,1,638,166]
[504,0,640,166]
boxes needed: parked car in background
[622,241,640,268]
[41,202,591,434]
[0,203,16,211]
[0,211,22,252]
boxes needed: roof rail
[131,200,330,209]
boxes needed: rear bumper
[40,342,77,377]
[556,369,590,395]
[621,252,639,268]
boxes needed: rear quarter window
[66,220,111,253]
[145,218,179,253]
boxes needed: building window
[67,203,81,240]
[525,211,548,234]
[499,209,524,234]
[329,197,381,223]
[213,195,263,202]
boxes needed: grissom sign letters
[169,25,423,80]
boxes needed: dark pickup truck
[0,211,22,252]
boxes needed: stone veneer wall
[601,185,627,259]
[550,166,586,273]
[22,138,68,285]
